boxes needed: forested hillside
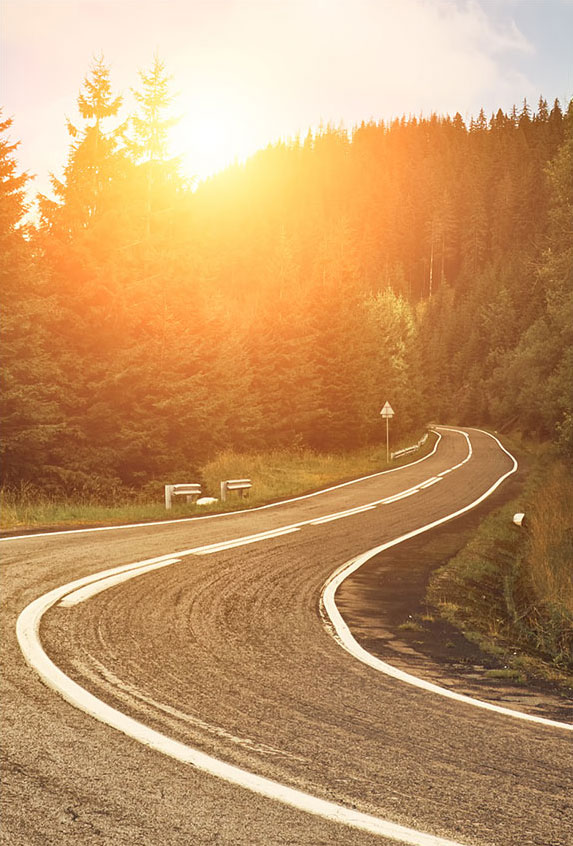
[1,57,572,496]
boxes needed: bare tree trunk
[429,222,434,298]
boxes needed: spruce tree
[0,115,67,488]
[41,56,126,235]
[128,54,181,238]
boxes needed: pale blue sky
[498,0,573,105]
[2,0,572,197]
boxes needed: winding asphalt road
[1,428,572,846]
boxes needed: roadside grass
[427,449,573,688]
[0,430,434,533]
[484,668,526,683]
[200,436,432,507]
[0,484,177,532]
[398,618,425,632]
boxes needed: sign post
[380,401,395,463]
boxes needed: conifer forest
[2,57,572,497]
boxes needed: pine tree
[519,98,532,130]
[470,108,488,133]
[40,56,126,235]
[487,101,573,445]
[536,96,549,124]
[128,54,181,238]
[365,289,419,434]
[0,115,68,488]
[0,112,28,239]
[130,54,176,165]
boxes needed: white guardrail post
[164,484,202,510]
[220,479,252,502]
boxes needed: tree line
[1,56,571,496]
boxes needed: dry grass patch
[1,432,434,532]
[427,457,573,687]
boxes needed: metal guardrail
[391,445,418,460]
[164,483,202,510]
[220,479,252,502]
[390,432,429,461]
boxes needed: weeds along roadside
[0,430,435,533]
[427,440,573,687]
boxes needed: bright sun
[171,88,266,183]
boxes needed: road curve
[2,427,572,845]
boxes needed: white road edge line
[18,587,466,845]
[2,432,443,542]
[320,427,572,733]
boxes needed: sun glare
[172,89,265,183]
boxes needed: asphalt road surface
[2,427,572,846]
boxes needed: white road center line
[418,477,441,489]
[310,504,377,525]
[59,559,181,607]
[191,526,301,555]
[382,487,421,504]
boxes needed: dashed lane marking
[310,504,377,525]
[191,526,302,555]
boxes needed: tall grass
[200,443,398,505]
[521,462,573,660]
[428,458,573,677]
[0,482,173,532]
[1,432,433,532]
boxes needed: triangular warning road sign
[380,401,394,418]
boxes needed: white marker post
[380,401,395,464]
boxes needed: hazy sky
[2,0,573,196]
